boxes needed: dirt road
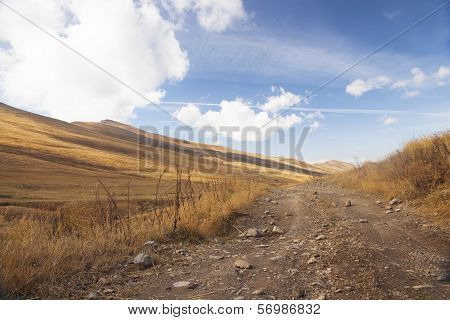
[82,180,449,300]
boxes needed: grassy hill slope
[0,103,342,203]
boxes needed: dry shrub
[332,132,449,221]
[0,173,265,298]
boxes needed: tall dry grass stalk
[0,172,266,298]
[331,132,449,221]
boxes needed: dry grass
[0,171,266,298]
[332,132,449,223]
[0,103,325,204]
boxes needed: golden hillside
[332,132,450,223]
[0,103,338,203]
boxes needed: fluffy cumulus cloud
[0,0,247,122]
[392,67,426,90]
[381,115,397,126]
[435,66,450,85]
[260,87,302,113]
[391,66,450,98]
[162,0,247,32]
[173,88,317,141]
[345,76,391,97]
[0,0,190,121]
[173,100,301,141]
[346,65,450,98]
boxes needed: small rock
[384,209,393,214]
[315,234,326,240]
[270,221,276,225]
[264,210,270,215]
[307,257,317,264]
[252,289,265,295]
[316,293,326,300]
[272,226,285,234]
[271,200,278,204]
[209,255,225,260]
[322,268,332,274]
[359,219,368,223]
[437,275,448,282]
[389,198,402,205]
[376,200,382,205]
[395,208,401,212]
[246,228,260,238]
[412,284,433,290]
[291,287,305,299]
[234,296,245,300]
[288,268,299,275]
[133,253,155,268]
[97,277,108,285]
[173,281,197,289]
[235,260,253,269]
[86,292,98,300]
[313,191,318,195]
[345,200,352,207]
[269,255,283,261]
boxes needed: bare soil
[76,180,450,300]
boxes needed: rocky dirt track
[82,180,450,300]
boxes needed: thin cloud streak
[156,101,450,117]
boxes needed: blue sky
[132,0,450,162]
[1,0,449,163]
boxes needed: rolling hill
[0,103,349,203]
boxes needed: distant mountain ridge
[0,103,350,202]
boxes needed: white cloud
[0,0,190,122]
[305,111,323,119]
[260,87,302,113]
[391,65,450,96]
[411,67,426,84]
[173,98,301,141]
[382,115,397,125]
[162,0,247,32]
[162,0,194,15]
[347,65,450,99]
[172,86,325,141]
[435,65,450,85]
[195,0,247,32]
[346,76,391,97]
[309,120,320,131]
[435,65,450,79]
[392,67,427,90]
[402,90,420,99]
